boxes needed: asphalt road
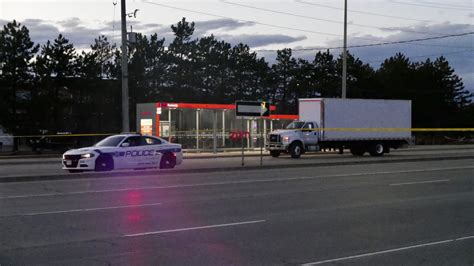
[0,155,472,265]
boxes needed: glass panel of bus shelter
[215,110,224,148]
[222,109,241,149]
[223,109,237,149]
[172,108,197,149]
[159,108,169,138]
[198,109,216,151]
[224,109,251,150]
[250,118,266,149]
[249,119,258,149]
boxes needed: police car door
[117,136,146,169]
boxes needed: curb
[1,155,473,183]
[0,153,271,165]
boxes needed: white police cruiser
[62,134,182,172]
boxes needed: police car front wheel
[95,155,114,171]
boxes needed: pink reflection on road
[118,173,247,264]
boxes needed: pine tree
[0,20,39,135]
[35,34,77,132]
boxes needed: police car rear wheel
[160,153,176,169]
[95,155,114,171]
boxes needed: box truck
[266,98,412,158]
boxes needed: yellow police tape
[1,128,474,139]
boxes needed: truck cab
[266,121,320,158]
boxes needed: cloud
[0,19,9,27]
[217,34,307,48]
[374,22,474,38]
[0,18,101,48]
[0,17,290,48]
[57,17,82,28]
[1,18,125,48]
[194,18,254,35]
[142,23,162,28]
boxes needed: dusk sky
[1,0,473,92]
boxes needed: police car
[62,134,182,172]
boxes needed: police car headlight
[81,153,95,158]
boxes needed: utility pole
[342,0,347,99]
[121,0,130,132]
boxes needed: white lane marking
[8,202,162,217]
[2,166,473,199]
[124,219,266,237]
[390,179,450,186]
[302,235,474,265]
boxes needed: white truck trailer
[266,98,412,158]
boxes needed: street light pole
[121,0,130,132]
[342,0,347,99]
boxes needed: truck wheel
[289,142,303,159]
[95,155,114,171]
[350,147,365,156]
[160,153,176,169]
[270,151,281,157]
[369,143,385,157]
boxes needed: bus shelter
[136,102,298,152]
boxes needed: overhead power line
[296,0,434,23]
[254,32,474,52]
[142,0,472,49]
[221,0,442,36]
[389,0,473,11]
[142,0,341,37]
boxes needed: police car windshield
[95,136,126,147]
[286,121,305,129]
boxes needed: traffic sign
[235,101,270,117]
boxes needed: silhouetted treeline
[0,18,472,136]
